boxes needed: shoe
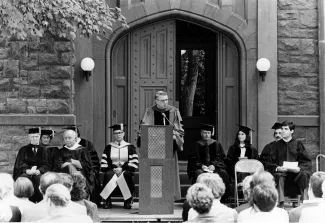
[123,197,133,209]
[292,202,298,208]
[277,201,284,209]
[103,198,112,209]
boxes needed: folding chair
[316,154,325,172]
[234,159,264,207]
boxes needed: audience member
[71,172,100,222]
[184,183,214,223]
[0,173,22,222]
[238,184,288,223]
[289,171,325,223]
[21,172,86,222]
[235,175,253,213]
[299,180,325,223]
[186,173,237,223]
[0,203,12,222]
[14,177,36,211]
[37,184,92,223]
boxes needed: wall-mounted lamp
[256,58,271,82]
[81,57,95,81]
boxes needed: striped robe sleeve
[122,145,138,172]
[100,145,112,172]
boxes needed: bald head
[63,130,77,147]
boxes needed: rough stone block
[301,39,317,55]
[278,20,300,28]
[19,86,39,98]
[28,70,50,85]
[27,106,36,113]
[6,99,27,113]
[7,92,18,98]
[47,100,70,114]
[0,143,13,151]
[278,63,318,76]
[277,10,299,20]
[27,99,46,107]
[12,135,29,147]
[54,42,72,53]
[61,84,71,99]
[307,127,319,143]
[50,79,63,85]
[291,29,318,38]
[0,48,10,59]
[38,53,60,65]
[20,53,38,70]
[3,60,19,77]
[0,152,9,166]
[60,52,71,65]
[7,41,28,60]
[42,85,63,99]
[294,126,306,139]
[277,26,292,38]
[278,38,300,51]
[20,70,28,77]
[0,79,11,91]
[278,0,317,10]
[13,77,28,85]
[305,143,319,159]
[299,10,318,28]
[36,107,47,114]
[49,66,71,79]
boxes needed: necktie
[206,145,210,164]
[33,148,37,154]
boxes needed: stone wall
[0,36,75,173]
[278,0,319,115]
[277,0,319,170]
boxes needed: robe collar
[281,137,294,143]
[152,104,173,112]
[64,143,81,150]
[109,140,131,148]
[197,139,216,146]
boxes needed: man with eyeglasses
[100,124,138,209]
[139,91,184,201]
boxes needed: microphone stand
[162,113,184,136]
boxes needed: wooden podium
[139,125,174,215]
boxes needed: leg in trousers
[121,171,135,209]
[274,173,285,203]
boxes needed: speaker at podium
[139,125,175,215]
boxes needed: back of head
[310,171,325,198]
[0,173,14,200]
[242,175,253,201]
[70,172,87,201]
[45,184,71,207]
[58,173,74,191]
[250,171,275,190]
[40,172,61,195]
[186,183,214,215]
[252,184,278,212]
[14,177,34,199]
[196,173,225,199]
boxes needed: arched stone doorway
[110,19,241,160]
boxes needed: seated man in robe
[268,121,312,208]
[259,122,282,171]
[139,91,184,200]
[52,130,96,200]
[190,124,229,188]
[100,124,138,209]
[13,127,49,203]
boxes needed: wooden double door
[111,20,239,160]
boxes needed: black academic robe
[53,145,96,193]
[225,143,259,179]
[13,144,49,203]
[195,139,226,170]
[13,144,49,180]
[140,104,183,200]
[41,144,59,171]
[259,141,277,171]
[268,138,312,176]
[79,138,101,205]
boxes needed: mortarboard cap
[62,125,82,132]
[28,127,41,134]
[41,129,55,137]
[237,124,254,143]
[200,124,215,136]
[271,122,282,130]
[109,123,127,131]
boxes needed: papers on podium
[283,161,298,170]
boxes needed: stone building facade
[0,0,323,173]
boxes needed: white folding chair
[234,159,264,207]
[316,154,325,172]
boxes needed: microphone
[161,113,184,136]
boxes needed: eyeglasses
[113,132,124,135]
[156,99,168,102]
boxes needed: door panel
[130,21,176,145]
[111,36,129,139]
[218,35,239,152]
